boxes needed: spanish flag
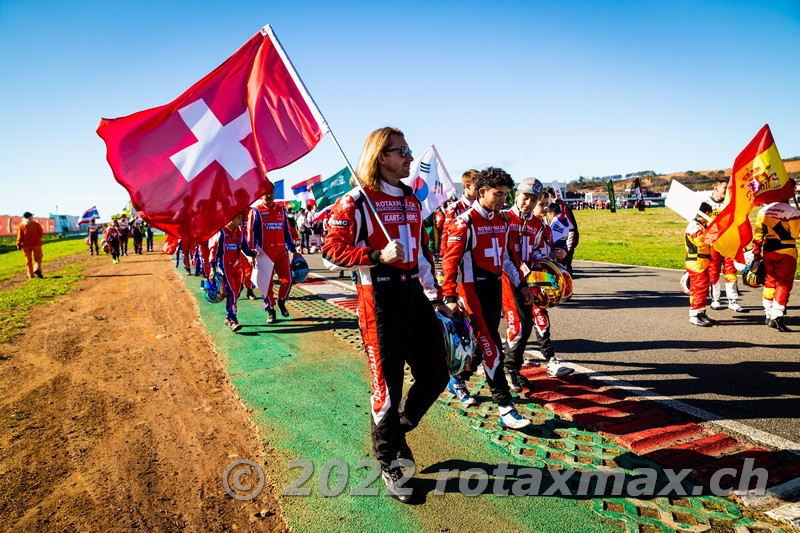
[705,124,792,260]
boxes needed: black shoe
[34,270,43,279]
[699,312,715,325]
[768,317,790,332]
[396,434,415,465]
[339,271,345,278]
[381,466,413,504]
[277,299,290,317]
[246,289,257,300]
[267,309,277,324]
[509,371,531,393]
[765,316,772,326]
[225,318,242,332]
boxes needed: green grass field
[573,208,800,278]
[0,262,86,342]
[0,238,89,281]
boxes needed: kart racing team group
[75,126,798,504]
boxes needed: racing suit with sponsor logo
[685,218,711,316]
[439,196,472,257]
[442,201,527,406]
[531,219,558,361]
[209,225,255,321]
[753,202,800,318]
[246,202,296,311]
[322,181,448,468]
[555,199,579,274]
[502,206,546,374]
[707,195,740,304]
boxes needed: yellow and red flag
[705,124,792,260]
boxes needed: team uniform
[106,226,122,263]
[131,218,143,255]
[441,201,527,407]
[685,217,713,324]
[247,201,296,315]
[439,195,472,257]
[118,217,130,256]
[209,225,255,326]
[555,198,579,274]
[502,206,546,381]
[322,181,448,468]
[88,222,100,255]
[753,202,800,323]
[707,195,742,310]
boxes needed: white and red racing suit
[555,198,579,274]
[531,218,558,362]
[441,201,526,406]
[707,195,740,304]
[247,201,296,311]
[322,181,448,468]
[209,225,255,321]
[439,195,472,257]
[502,206,546,374]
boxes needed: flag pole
[262,25,392,242]
[430,144,457,191]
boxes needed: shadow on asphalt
[568,290,686,309]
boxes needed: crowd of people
[683,176,800,331]
[319,127,581,503]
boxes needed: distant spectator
[17,212,44,278]
[88,218,100,255]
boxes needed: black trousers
[358,268,449,468]
[457,275,512,406]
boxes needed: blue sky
[1,0,798,220]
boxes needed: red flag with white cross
[97,25,328,242]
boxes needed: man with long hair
[323,127,450,504]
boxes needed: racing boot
[267,309,277,324]
[277,298,290,317]
[246,288,257,300]
[768,316,790,332]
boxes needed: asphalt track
[306,255,800,449]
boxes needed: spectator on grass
[16,212,44,279]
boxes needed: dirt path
[0,253,288,531]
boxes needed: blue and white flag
[401,144,457,219]
[78,206,100,225]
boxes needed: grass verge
[0,239,88,281]
[0,262,86,342]
[573,208,800,278]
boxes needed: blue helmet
[201,273,227,304]
[291,256,309,283]
[435,312,475,375]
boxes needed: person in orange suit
[16,211,44,279]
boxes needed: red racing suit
[685,218,711,315]
[502,206,546,373]
[209,225,255,320]
[247,201,296,311]
[530,218,558,361]
[439,195,472,257]
[707,195,739,303]
[322,181,448,468]
[753,202,800,318]
[442,201,526,406]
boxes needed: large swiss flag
[98,26,327,242]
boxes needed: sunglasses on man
[383,146,413,158]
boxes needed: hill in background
[567,157,800,195]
